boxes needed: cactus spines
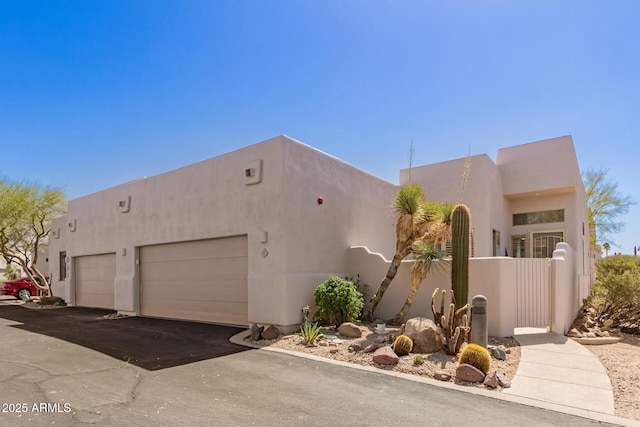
[392,335,413,356]
[459,343,491,374]
[451,204,471,308]
[431,287,470,355]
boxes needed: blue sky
[2,1,639,253]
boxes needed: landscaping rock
[261,325,280,340]
[329,348,339,354]
[376,336,386,343]
[455,364,486,383]
[348,343,362,352]
[363,343,379,353]
[487,345,506,361]
[497,373,511,388]
[579,324,591,333]
[403,317,440,354]
[483,371,499,388]
[250,324,264,341]
[372,346,399,365]
[338,322,362,338]
[567,328,582,338]
[434,371,452,381]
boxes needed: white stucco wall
[348,247,518,337]
[497,136,580,197]
[49,135,397,328]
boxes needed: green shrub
[590,255,640,326]
[39,296,65,306]
[313,276,364,326]
[413,355,425,365]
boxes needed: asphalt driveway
[0,305,631,427]
[0,305,247,370]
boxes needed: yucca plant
[390,241,449,324]
[362,184,431,322]
[299,321,323,346]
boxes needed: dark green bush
[591,255,640,326]
[313,276,364,326]
[39,296,65,306]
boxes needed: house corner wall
[279,141,397,327]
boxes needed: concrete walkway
[504,329,615,416]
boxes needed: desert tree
[583,168,635,250]
[0,179,66,295]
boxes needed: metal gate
[515,258,551,327]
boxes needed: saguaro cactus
[451,204,471,308]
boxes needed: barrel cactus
[392,335,413,356]
[458,343,491,374]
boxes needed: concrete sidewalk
[504,329,615,416]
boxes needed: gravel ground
[586,333,640,421]
[250,323,521,391]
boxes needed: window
[532,231,564,258]
[512,235,526,258]
[513,209,564,226]
[492,230,501,256]
[59,251,67,281]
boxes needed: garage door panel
[139,278,247,301]
[140,236,248,325]
[75,253,116,309]
[141,237,247,262]
[141,257,247,282]
[141,301,247,326]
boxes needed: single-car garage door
[139,235,248,325]
[75,253,116,309]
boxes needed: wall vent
[118,196,131,213]
[244,159,263,185]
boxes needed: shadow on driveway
[0,305,248,371]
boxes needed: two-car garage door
[139,235,248,326]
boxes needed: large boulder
[261,325,280,340]
[249,324,264,341]
[338,322,362,338]
[403,317,440,354]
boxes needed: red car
[1,276,50,300]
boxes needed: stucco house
[49,135,590,336]
[404,135,590,274]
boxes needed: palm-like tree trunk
[389,270,425,325]
[362,249,410,322]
